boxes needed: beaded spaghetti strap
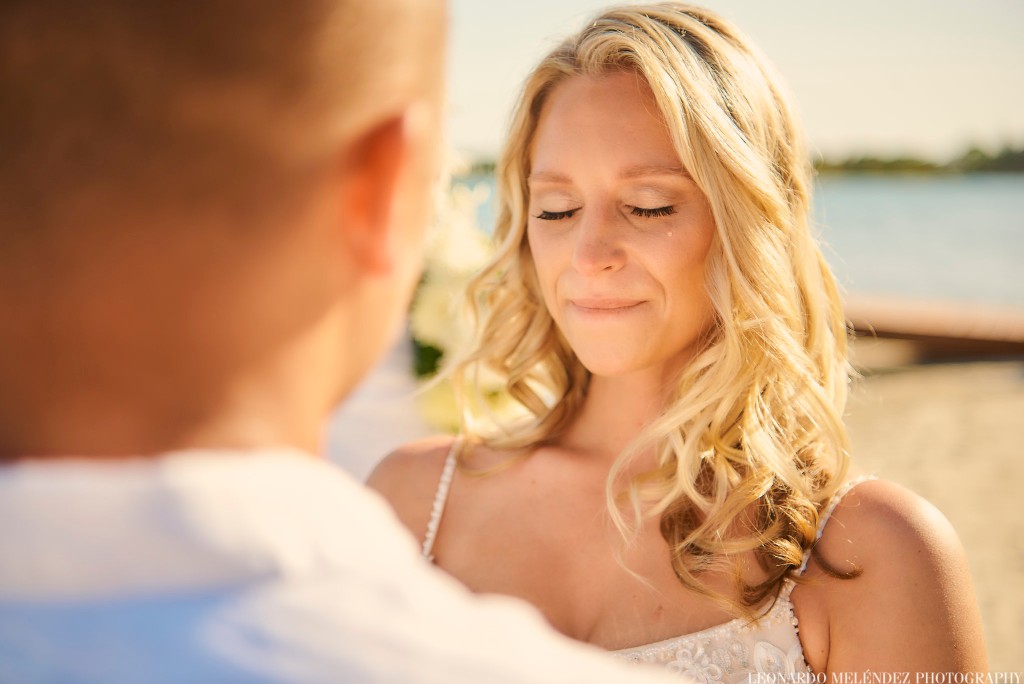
[796,474,878,575]
[421,438,460,562]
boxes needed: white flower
[409,271,471,354]
[410,154,499,430]
[412,163,494,357]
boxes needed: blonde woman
[371,3,987,678]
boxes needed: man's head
[0,0,446,457]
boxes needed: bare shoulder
[366,434,457,540]
[813,478,965,574]
[806,478,988,669]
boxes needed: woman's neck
[558,367,677,462]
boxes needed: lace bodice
[611,579,809,682]
[420,440,875,681]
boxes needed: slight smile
[569,298,646,314]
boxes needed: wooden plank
[843,295,1024,360]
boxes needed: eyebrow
[528,165,691,184]
[620,164,691,180]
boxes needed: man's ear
[337,113,410,274]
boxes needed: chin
[574,351,649,378]
[572,342,695,381]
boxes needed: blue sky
[447,0,1024,161]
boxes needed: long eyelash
[534,209,579,220]
[631,206,676,218]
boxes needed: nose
[571,208,626,276]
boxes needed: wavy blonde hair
[451,2,852,616]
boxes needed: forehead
[530,71,680,173]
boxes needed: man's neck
[0,391,325,462]
[0,344,343,461]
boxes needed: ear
[336,113,410,274]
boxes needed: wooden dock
[844,295,1024,361]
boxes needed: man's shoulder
[0,448,680,683]
[218,566,680,684]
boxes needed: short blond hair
[453,3,851,615]
[0,0,439,240]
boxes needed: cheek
[526,226,559,297]
[665,226,716,315]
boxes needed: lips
[569,298,645,312]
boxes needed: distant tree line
[464,145,1024,177]
[814,145,1024,174]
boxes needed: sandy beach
[329,336,1024,670]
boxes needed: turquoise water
[457,173,1024,308]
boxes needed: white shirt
[0,449,679,683]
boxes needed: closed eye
[534,209,579,221]
[630,205,676,218]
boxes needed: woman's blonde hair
[451,2,852,616]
